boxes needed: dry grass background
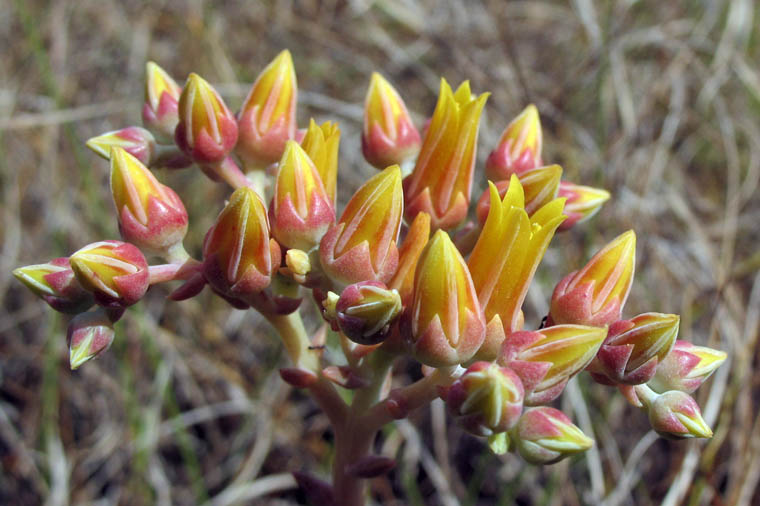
[1,0,759,504]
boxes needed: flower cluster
[13,51,726,502]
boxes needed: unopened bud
[67,309,116,370]
[334,281,401,345]
[649,340,727,394]
[511,407,593,465]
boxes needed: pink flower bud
[589,313,679,385]
[444,361,524,436]
[13,257,94,314]
[67,309,116,370]
[334,281,402,345]
[549,230,636,326]
[511,407,593,465]
[237,50,298,167]
[69,240,149,307]
[110,147,188,253]
[361,73,421,169]
[319,165,403,287]
[485,104,542,181]
[647,390,713,439]
[500,325,607,404]
[406,230,486,367]
[558,181,610,231]
[175,73,238,164]
[86,127,156,167]
[142,61,182,143]
[202,187,281,305]
[404,79,489,231]
[649,340,727,394]
[270,140,335,250]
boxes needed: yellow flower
[301,119,341,203]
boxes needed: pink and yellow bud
[511,407,594,465]
[500,325,607,404]
[549,230,636,327]
[444,361,524,436]
[301,119,340,203]
[388,212,431,306]
[87,127,157,167]
[202,187,281,304]
[110,147,188,253]
[589,313,679,386]
[237,50,298,167]
[13,258,94,314]
[558,181,610,231]
[404,79,489,231]
[468,177,566,360]
[406,230,486,367]
[270,141,335,250]
[319,165,403,287]
[142,61,182,142]
[175,73,238,164]
[475,165,562,225]
[333,281,402,345]
[361,73,421,170]
[649,340,727,394]
[485,104,542,181]
[69,240,149,307]
[646,390,713,439]
[67,309,116,370]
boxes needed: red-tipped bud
[87,127,156,167]
[69,241,149,307]
[333,281,402,345]
[406,230,486,367]
[646,390,713,439]
[485,104,542,181]
[361,73,421,169]
[404,79,489,230]
[511,407,593,465]
[13,258,94,314]
[270,140,335,250]
[649,340,727,394]
[589,313,679,385]
[558,181,610,231]
[175,73,238,164]
[549,230,636,326]
[500,325,607,405]
[67,309,116,370]
[110,147,188,253]
[237,50,298,167]
[202,187,280,305]
[301,119,340,203]
[475,165,562,225]
[142,62,182,143]
[444,361,524,436]
[319,165,403,287]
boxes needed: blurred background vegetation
[1,0,759,504]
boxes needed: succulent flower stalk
[468,177,566,360]
[202,187,281,305]
[301,119,341,203]
[558,181,610,231]
[404,79,489,231]
[175,73,239,165]
[110,147,188,253]
[361,72,421,170]
[444,361,524,436]
[549,230,636,327]
[270,140,335,250]
[406,230,486,367]
[649,340,727,394]
[475,165,563,225]
[67,309,117,370]
[142,61,182,143]
[237,50,298,168]
[589,312,679,385]
[13,258,94,314]
[332,281,402,345]
[485,104,542,181]
[69,240,149,307]
[510,407,594,465]
[500,324,607,404]
[319,165,403,287]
